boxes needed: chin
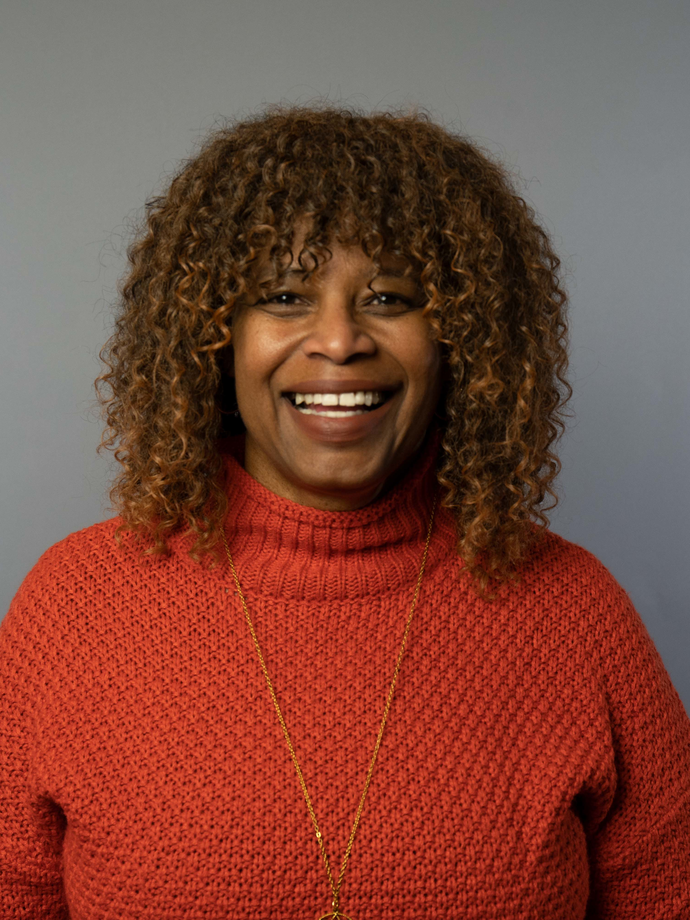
[297,466,384,495]
[282,459,390,508]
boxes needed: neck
[216,425,452,603]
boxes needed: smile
[285,391,391,417]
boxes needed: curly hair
[97,103,571,591]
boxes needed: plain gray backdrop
[1,0,688,707]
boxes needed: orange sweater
[1,438,689,919]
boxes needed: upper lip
[282,379,399,394]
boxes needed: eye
[264,291,301,305]
[366,291,419,314]
[254,290,309,314]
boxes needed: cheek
[231,322,277,391]
[408,338,442,400]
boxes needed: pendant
[317,913,353,920]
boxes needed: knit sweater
[1,437,689,920]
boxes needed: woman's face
[227,234,442,510]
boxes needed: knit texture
[1,437,689,919]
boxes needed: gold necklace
[221,494,437,920]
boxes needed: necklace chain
[221,494,437,919]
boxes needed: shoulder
[484,528,640,649]
[513,529,652,667]
[27,516,123,568]
[2,518,172,646]
[11,518,128,605]
[520,528,627,602]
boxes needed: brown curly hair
[97,103,571,590]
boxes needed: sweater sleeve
[586,569,690,918]
[0,571,70,919]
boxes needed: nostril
[301,323,377,361]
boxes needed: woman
[1,105,688,919]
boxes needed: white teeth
[289,390,385,403]
[297,408,368,417]
[288,390,388,412]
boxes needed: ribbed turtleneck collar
[218,429,456,602]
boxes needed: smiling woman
[229,237,442,510]
[95,106,574,588]
[1,105,689,920]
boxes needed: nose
[301,297,376,364]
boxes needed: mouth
[283,389,394,417]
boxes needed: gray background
[1,0,688,707]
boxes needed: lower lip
[282,396,396,443]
